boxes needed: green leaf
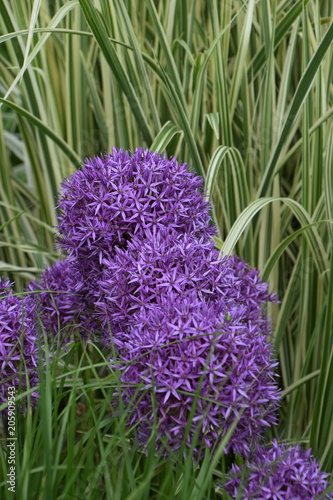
[213,236,223,250]
[0,201,54,232]
[205,146,249,210]
[1,1,79,106]
[258,21,333,197]
[150,121,182,153]
[190,4,246,143]
[310,207,333,460]
[144,0,187,111]
[262,220,332,282]
[0,207,30,231]
[79,51,108,147]
[78,0,153,145]
[248,0,311,79]
[159,65,205,179]
[113,0,161,132]
[21,0,42,81]
[229,0,255,119]
[205,113,219,140]
[282,370,320,398]
[221,197,328,277]
[0,99,82,169]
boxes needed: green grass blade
[205,113,219,140]
[257,22,333,198]
[144,0,187,112]
[114,0,161,133]
[262,220,332,282]
[150,120,182,153]
[248,0,311,79]
[1,1,79,106]
[229,0,254,119]
[221,197,328,276]
[20,0,42,81]
[159,66,205,179]
[78,0,153,145]
[0,99,82,169]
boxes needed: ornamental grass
[1,149,332,498]
[0,1,332,498]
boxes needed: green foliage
[0,0,332,496]
[0,338,235,499]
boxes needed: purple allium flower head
[49,147,281,457]
[29,259,97,344]
[0,277,39,413]
[224,439,333,499]
[116,298,280,457]
[56,148,216,271]
[96,229,275,343]
[100,231,280,456]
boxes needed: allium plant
[224,439,333,499]
[28,259,95,343]
[116,297,280,457]
[56,147,216,273]
[96,229,274,339]
[0,278,39,412]
[54,147,217,343]
[52,148,282,456]
[98,230,281,456]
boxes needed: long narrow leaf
[78,0,153,145]
[150,121,182,153]
[257,22,333,198]
[0,99,82,169]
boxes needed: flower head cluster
[224,439,333,499]
[28,259,94,343]
[20,148,281,455]
[51,148,283,456]
[57,148,216,273]
[0,277,39,413]
[96,229,273,338]
[116,295,280,456]
[2,146,332,495]
[96,229,280,456]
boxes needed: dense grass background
[0,0,332,498]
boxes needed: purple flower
[116,299,280,457]
[0,277,40,413]
[56,148,216,272]
[39,147,282,458]
[224,439,333,499]
[100,230,280,456]
[29,259,97,344]
[96,229,275,343]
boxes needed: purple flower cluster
[56,147,215,274]
[28,259,94,344]
[95,229,280,455]
[1,147,332,494]
[96,229,273,337]
[225,439,333,499]
[0,277,39,411]
[54,148,281,456]
[117,296,280,456]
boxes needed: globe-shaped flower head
[225,439,333,499]
[55,148,281,456]
[100,230,281,457]
[28,258,95,344]
[0,277,40,413]
[56,148,216,274]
